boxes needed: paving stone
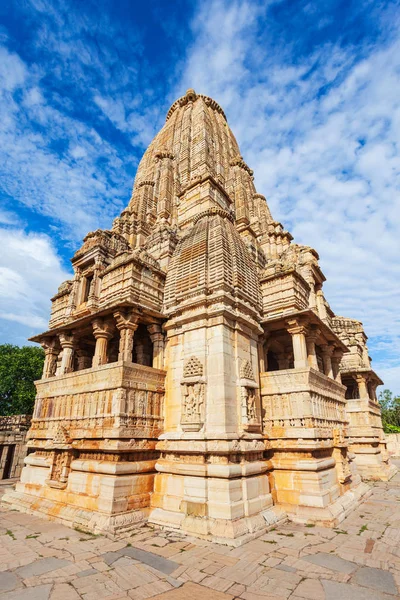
[351,566,398,595]
[1,585,53,600]
[76,568,99,577]
[0,572,22,592]
[276,564,297,573]
[292,578,325,599]
[303,552,357,573]
[121,546,179,575]
[322,580,395,599]
[16,557,72,579]
[50,583,81,600]
[151,581,234,599]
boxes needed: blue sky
[0,0,399,394]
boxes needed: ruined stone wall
[0,415,31,480]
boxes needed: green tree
[379,389,400,432]
[0,344,44,415]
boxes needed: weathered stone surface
[351,566,398,595]
[151,582,234,599]
[0,572,21,593]
[16,557,71,579]
[3,88,395,544]
[304,552,357,573]
[1,585,52,600]
[322,580,396,600]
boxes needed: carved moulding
[240,360,261,432]
[180,357,205,432]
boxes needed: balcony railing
[260,367,347,434]
[29,361,165,441]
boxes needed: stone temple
[4,89,396,545]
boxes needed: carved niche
[181,357,205,432]
[239,359,261,432]
[45,425,74,490]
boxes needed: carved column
[148,324,165,369]
[356,374,369,400]
[287,319,308,369]
[114,310,139,362]
[315,286,328,321]
[306,327,320,370]
[41,338,59,378]
[321,344,334,379]
[58,333,75,375]
[92,318,114,368]
[331,350,343,383]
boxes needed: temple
[4,89,395,545]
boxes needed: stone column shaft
[41,339,59,378]
[148,324,164,369]
[321,344,334,379]
[92,318,114,368]
[114,310,139,362]
[356,374,369,399]
[58,333,75,375]
[287,320,308,369]
[306,328,320,370]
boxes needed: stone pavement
[1,465,400,600]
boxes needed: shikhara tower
[5,89,395,544]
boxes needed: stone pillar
[315,286,328,321]
[147,324,165,369]
[41,338,59,378]
[58,333,75,375]
[321,344,334,379]
[92,318,114,368]
[114,310,139,362]
[287,319,308,369]
[331,350,343,383]
[356,374,369,399]
[306,327,320,370]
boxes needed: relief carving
[181,357,205,432]
[239,359,260,432]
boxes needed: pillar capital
[92,317,114,340]
[320,343,335,357]
[286,318,309,336]
[59,332,75,349]
[306,326,320,343]
[114,310,139,332]
[147,323,162,336]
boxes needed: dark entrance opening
[2,444,15,479]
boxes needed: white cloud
[177,0,400,393]
[0,227,71,342]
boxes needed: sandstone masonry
[3,90,395,544]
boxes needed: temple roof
[112,89,275,247]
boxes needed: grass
[25,534,39,539]
[358,524,368,535]
[334,529,348,535]
[263,539,277,544]
[305,524,315,528]
[5,530,16,540]
[278,532,294,537]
